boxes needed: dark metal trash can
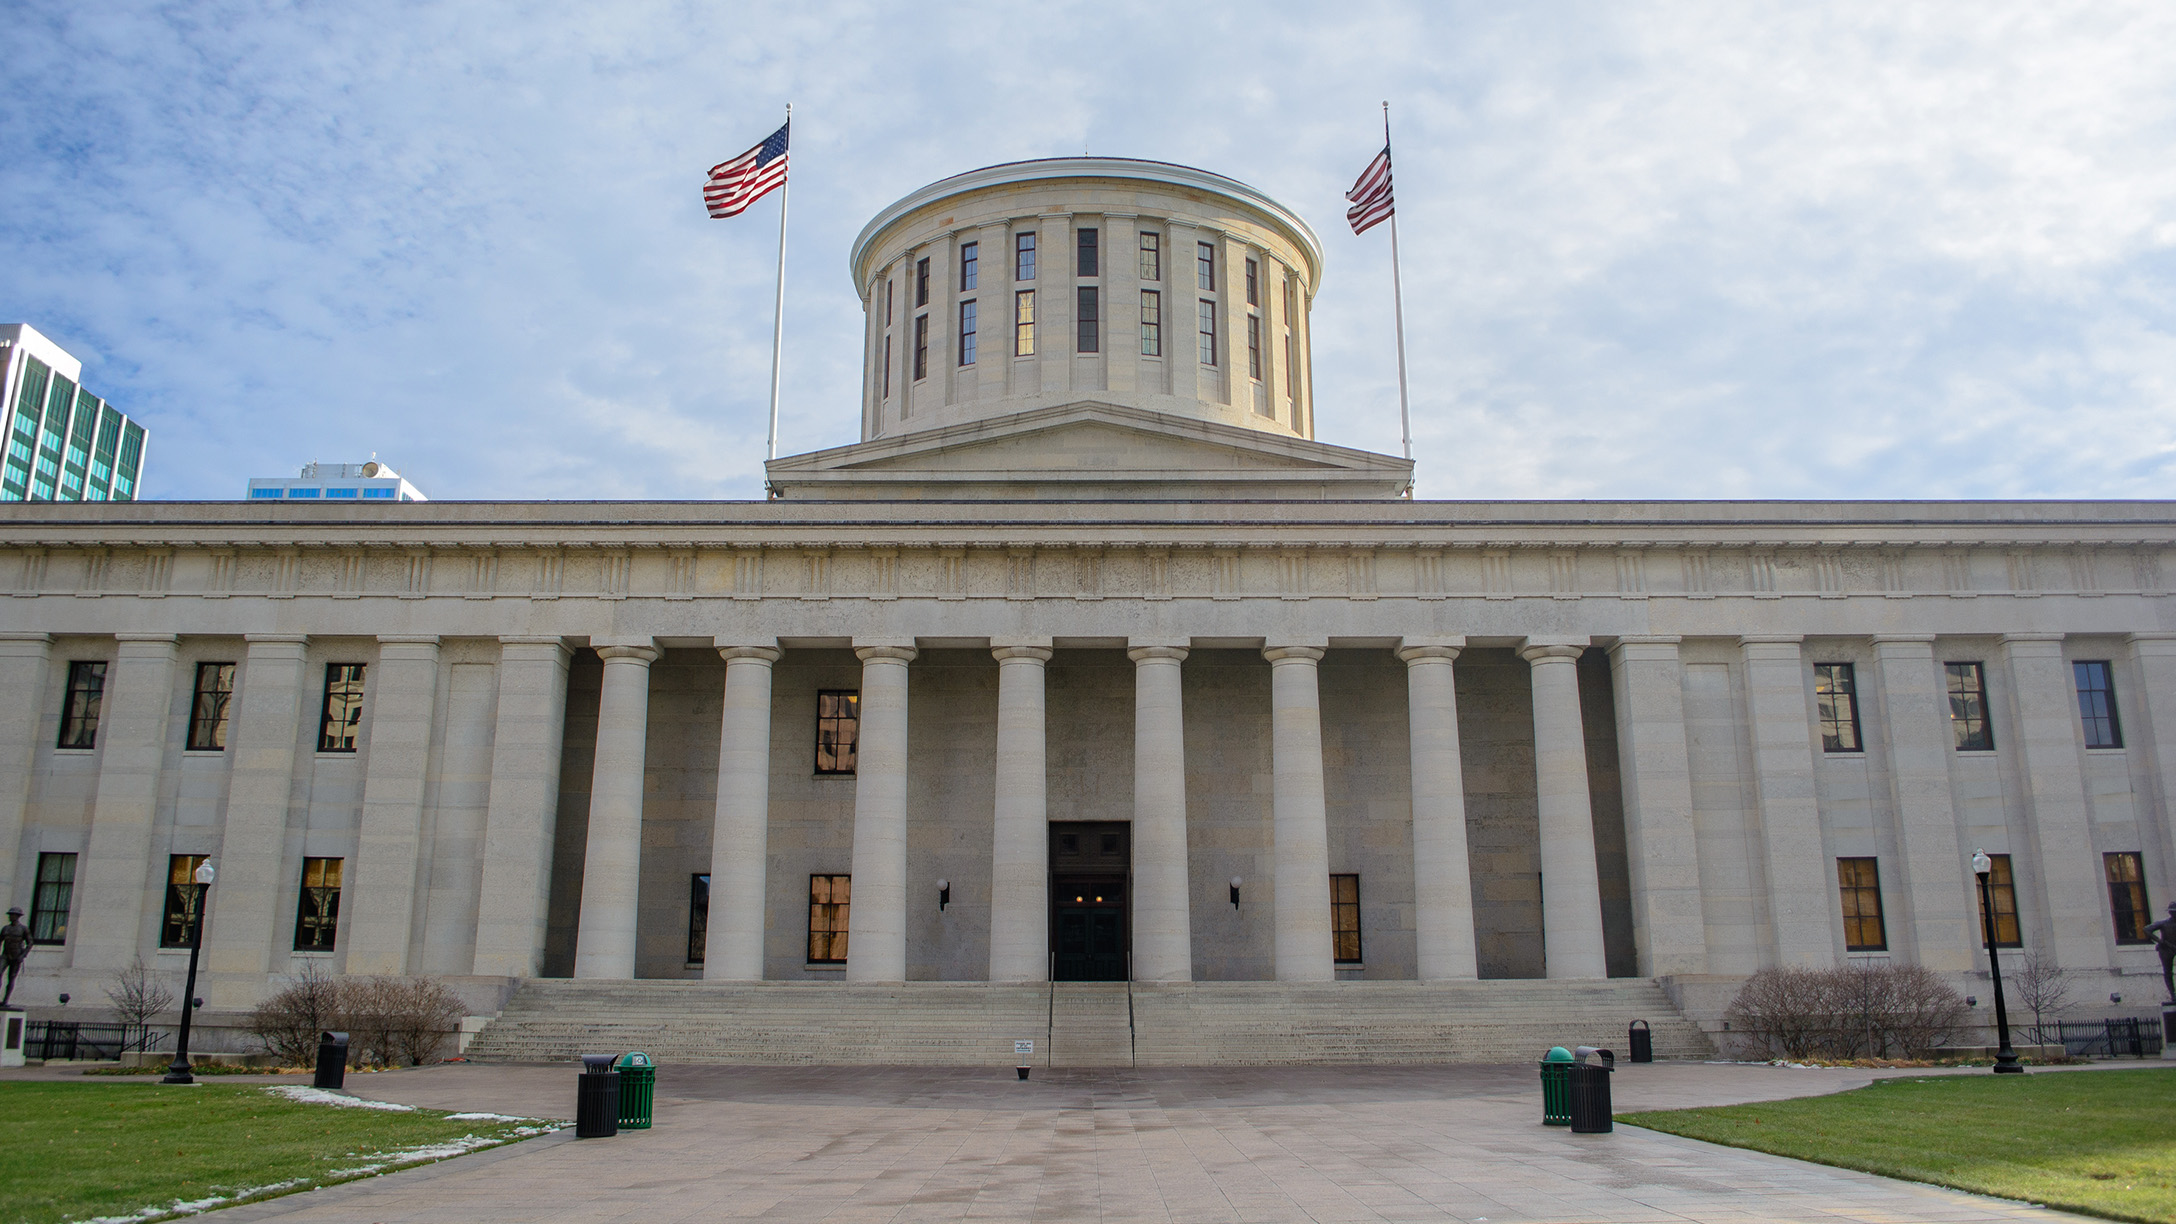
[576,1054,620,1139]
[614,1051,655,1130]
[1628,1019,1653,1064]
[1538,1046,1574,1126]
[313,1031,349,1090]
[1569,1047,1616,1134]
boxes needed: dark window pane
[2075,660,2123,749]
[915,256,930,307]
[1138,232,1160,281]
[318,663,366,752]
[816,690,860,774]
[2106,852,2150,944]
[1196,242,1215,291]
[1837,857,1886,951]
[293,857,343,951]
[1197,300,1217,366]
[1076,287,1099,353]
[188,661,236,751]
[1245,257,1259,306]
[809,874,850,963]
[1014,290,1035,357]
[58,660,105,749]
[958,300,977,366]
[1814,663,1862,753]
[161,854,208,949]
[1946,661,1993,752]
[688,873,711,963]
[1077,227,1098,277]
[959,242,978,290]
[1015,232,1036,281]
[1330,874,1362,964]
[1975,854,2022,947]
[913,314,929,381]
[1140,291,1161,356]
[30,852,75,944]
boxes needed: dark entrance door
[1050,822,1129,981]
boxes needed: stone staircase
[463,977,1711,1066]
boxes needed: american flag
[1345,144,1394,235]
[704,121,790,219]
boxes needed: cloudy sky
[6,2,2175,503]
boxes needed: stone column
[1264,644,1333,982]
[2127,634,2176,893]
[1739,635,1834,967]
[989,640,1053,982]
[1521,639,1609,978]
[1870,636,1973,970]
[705,644,782,981]
[344,636,442,976]
[846,643,917,982]
[2001,634,2106,968]
[204,636,309,984]
[1130,645,1193,982]
[0,634,51,908]
[471,637,572,977]
[74,635,178,971]
[1399,640,1477,980]
[572,641,660,979]
[1607,637,1708,977]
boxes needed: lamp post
[1970,849,2023,1074]
[162,860,215,1085]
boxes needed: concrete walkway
[137,1061,2117,1223]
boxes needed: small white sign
[1014,1039,1035,1056]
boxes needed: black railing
[24,1022,169,1061]
[2019,1019,2164,1058]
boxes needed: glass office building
[0,324,148,503]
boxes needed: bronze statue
[2149,901,2176,1006]
[0,906,28,1009]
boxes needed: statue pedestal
[2162,1006,2175,1061]
[0,1013,23,1068]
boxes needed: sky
[5,1,2175,503]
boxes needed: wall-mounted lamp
[938,879,950,912]
[56,993,68,1007]
[1229,877,1243,909]
[1966,996,1978,1007]
[2111,992,2123,1005]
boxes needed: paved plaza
[152,1060,2114,1224]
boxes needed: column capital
[855,644,919,664]
[2128,632,2176,655]
[1263,645,1325,664]
[1128,645,1189,663]
[377,634,441,645]
[991,644,1053,663]
[1869,634,1938,648]
[1397,635,1465,659]
[1738,635,1806,662]
[0,633,50,657]
[500,634,569,647]
[1607,636,1682,664]
[1999,632,2065,652]
[718,645,784,664]
[376,635,442,662]
[595,643,662,664]
[113,633,179,645]
[1397,644,1462,664]
[244,633,309,645]
[1518,638,1585,664]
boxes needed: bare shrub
[1867,963,1967,1056]
[1725,962,1967,1060]
[2012,952,2075,1039]
[382,977,468,1067]
[244,967,468,1068]
[243,960,342,1067]
[103,955,176,1032]
[1725,967,1834,1060]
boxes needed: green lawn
[1620,1068,2176,1224]
[0,1081,558,1224]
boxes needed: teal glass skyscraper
[0,324,148,503]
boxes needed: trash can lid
[1544,1046,1574,1062]
[582,1054,616,1073]
[615,1051,653,1067]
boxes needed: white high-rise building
[0,324,149,504]
[246,460,428,503]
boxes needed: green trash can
[614,1051,655,1130]
[1539,1046,1574,1126]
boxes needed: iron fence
[2019,1018,2164,1058]
[23,1022,168,1061]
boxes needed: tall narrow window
[1197,300,1218,366]
[1076,227,1098,277]
[1814,663,1862,753]
[1837,857,1887,951]
[1015,232,1036,280]
[293,857,343,951]
[1196,242,1216,290]
[881,335,892,399]
[318,663,366,753]
[912,314,929,381]
[958,300,978,366]
[2106,852,2150,943]
[1139,232,1160,280]
[688,873,710,963]
[30,852,74,945]
[1945,661,1993,751]
[914,256,930,307]
[883,278,893,326]
[1014,290,1036,357]
[160,854,209,948]
[2075,660,2123,749]
[959,242,978,290]
[1140,291,1162,356]
[1247,315,1262,380]
[1284,330,1296,398]
[816,690,860,774]
[57,660,105,749]
[187,662,236,751]
[1330,874,1362,964]
[1076,287,1099,354]
[1245,257,1259,306]
[809,874,850,963]
[1976,853,2022,947]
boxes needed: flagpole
[766,103,791,466]
[1383,101,1413,474]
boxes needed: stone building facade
[1,160,2172,1039]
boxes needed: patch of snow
[266,1085,416,1111]
[81,1179,308,1223]
[445,1111,527,1122]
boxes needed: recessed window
[958,301,977,366]
[816,689,860,774]
[1976,853,2022,947]
[1945,662,1993,752]
[1076,227,1098,278]
[915,256,930,308]
[1197,242,1216,291]
[293,857,343,951]
[688,873,710,964]
[1014,290,1036,357]
[881,335,892,399]
[809,874,850,964]
[1076,287,1099,354]
[2106,852,2150,944]
[1139,232,1160,281]
[326,487,357,499]
[1245,258,1259,306]
[2075,660,2123,749]
[160,854,209,948]
[30,852,74,945]
[959,242,978,291]
[883,278,893,326]
[286,487,319,498]
[1140,291,1162,357]
[1247,315,1262,382]
[57,660,105,749]
[187,662,236,752]
[1197,300,1218,366]
[1814,663,1862,753]
[1015,232,1036,281]
[912,314,929,381]
[1837,857,1886,951]
[1330,874,1362,964]
[317,663,366,753]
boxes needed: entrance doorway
[1050,822,1129,981]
